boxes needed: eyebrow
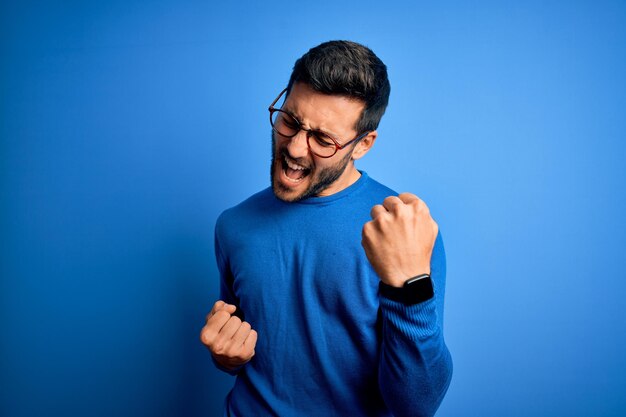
[282,106,341,139]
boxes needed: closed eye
[311,132,336,147]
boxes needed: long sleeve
[377,231,453,417]
[214,222,239,308]
[211,222,244,376]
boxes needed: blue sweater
[214,172,452,416]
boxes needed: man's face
[270,82,368,202]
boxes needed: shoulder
[216,187,275,230]
[352,172,399,208]
[362,173,398,199]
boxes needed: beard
[270,131,354,203]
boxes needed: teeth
[283,174,304,183]
[285,156,307,171]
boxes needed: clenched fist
[361,193,438,288]
[200,300,258,370]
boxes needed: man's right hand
[200,300,258,370]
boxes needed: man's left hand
[362,193,438,288]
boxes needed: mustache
[279,148,312,170]
[272,130,313,170]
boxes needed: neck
[317,163,361,197]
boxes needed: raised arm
[362,193,453,416]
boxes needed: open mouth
[281,153,312,183]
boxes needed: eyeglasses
[268,88,370,158]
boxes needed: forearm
[378,297,453,417]
[210,227,253,375]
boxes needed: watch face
[405,275,434,304]
[406,274,430,286]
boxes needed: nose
[286,129,310,159]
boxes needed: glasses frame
[268,88,370,159]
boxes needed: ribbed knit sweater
[213,171,452,416]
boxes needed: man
[200,40,453,416]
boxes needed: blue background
[2,1,625,416]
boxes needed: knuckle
[377,217,390,230]
[199,329,212,345]
[212,342,227,355]
[229,316,242,327]
[214,310,230,321]
[245,329,258,342]
[399,192,416,201]
[383,196,399,209]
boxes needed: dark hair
[286,40,390,135]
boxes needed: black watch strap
[379,274,434,305]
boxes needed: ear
[351,131,377,161]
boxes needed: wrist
[379,273,434,305]
[381,268,430,288]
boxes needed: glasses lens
[308,133,337,157]
[271,111,299,137]
[270,109,338,158]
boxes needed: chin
[272,185,300,202]
[271,163,310,202]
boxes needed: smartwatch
[379,274,434,305]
